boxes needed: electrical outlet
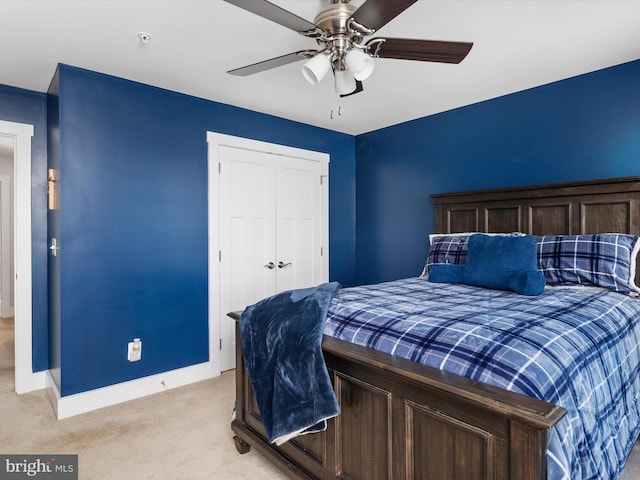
[127,338,142,362]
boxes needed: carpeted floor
[1,316,639,479]
[0,374,289,480]
[0,317,287,479]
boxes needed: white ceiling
[1,0,640,135]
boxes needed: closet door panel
[276,156,323,292]
[223,148,277,306]
[219,146,277,371]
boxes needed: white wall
[0,135,14,317]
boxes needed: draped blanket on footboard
[324,277,640,480]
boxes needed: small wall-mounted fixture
[128,338,142,362]
[47,168,59,210]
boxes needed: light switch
[49,238,59,257]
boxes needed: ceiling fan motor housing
[314,3,360,69]
[314,3,357,35]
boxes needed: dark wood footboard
[229,313,566,480]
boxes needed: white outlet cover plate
[127,340,142,362]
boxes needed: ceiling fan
[224,0,473,97]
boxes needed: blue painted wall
[53,65,356,395]
[355,59,640,285]
[0,84,48,372]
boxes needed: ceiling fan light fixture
[334,68,356,95]
[224,0,473,98]
[302,53,331,85]
[345,48,374,81]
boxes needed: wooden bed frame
[230,176,640,480]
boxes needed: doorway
[0,137,14,394]
[0,120,37,394]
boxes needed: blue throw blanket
[239,282,341,445]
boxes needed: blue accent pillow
[422,232,525,277]
[461,234,545,296]
[428,263,463,283]
[428,235,546,295]
[506,270,547,296]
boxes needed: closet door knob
[278,261,292,269]
[264,262,275,269]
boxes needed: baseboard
[46,361,218,420]
[15,368,47,394]
[45,371,61,418]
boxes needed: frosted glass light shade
[334,69,356,95]
[345,49,374,81]
[302,54,331,85]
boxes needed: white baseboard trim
[15,368,47,394]
[46,361,218,420]
[45,371,61,417]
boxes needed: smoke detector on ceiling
[138,32,151,44]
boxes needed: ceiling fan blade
[366,38,473,64]
[223,0,318,34]
[340,80,364,98]
[350,0,417,32]
[228,50,316,76]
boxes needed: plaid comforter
[324,277,640,480]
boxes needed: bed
[230,176,640,480]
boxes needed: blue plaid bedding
[324,277,640,480]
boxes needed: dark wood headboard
[432,176,640,281]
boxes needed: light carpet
[1,316,639,479]
[0,317,287,479]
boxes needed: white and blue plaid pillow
[536,234,640,293]
[422,233,471,276]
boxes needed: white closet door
[275,156,323,292]
[219,146,277,371]
[218,145,325,372]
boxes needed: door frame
[0,120,37,394]
[206,132,329,376]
